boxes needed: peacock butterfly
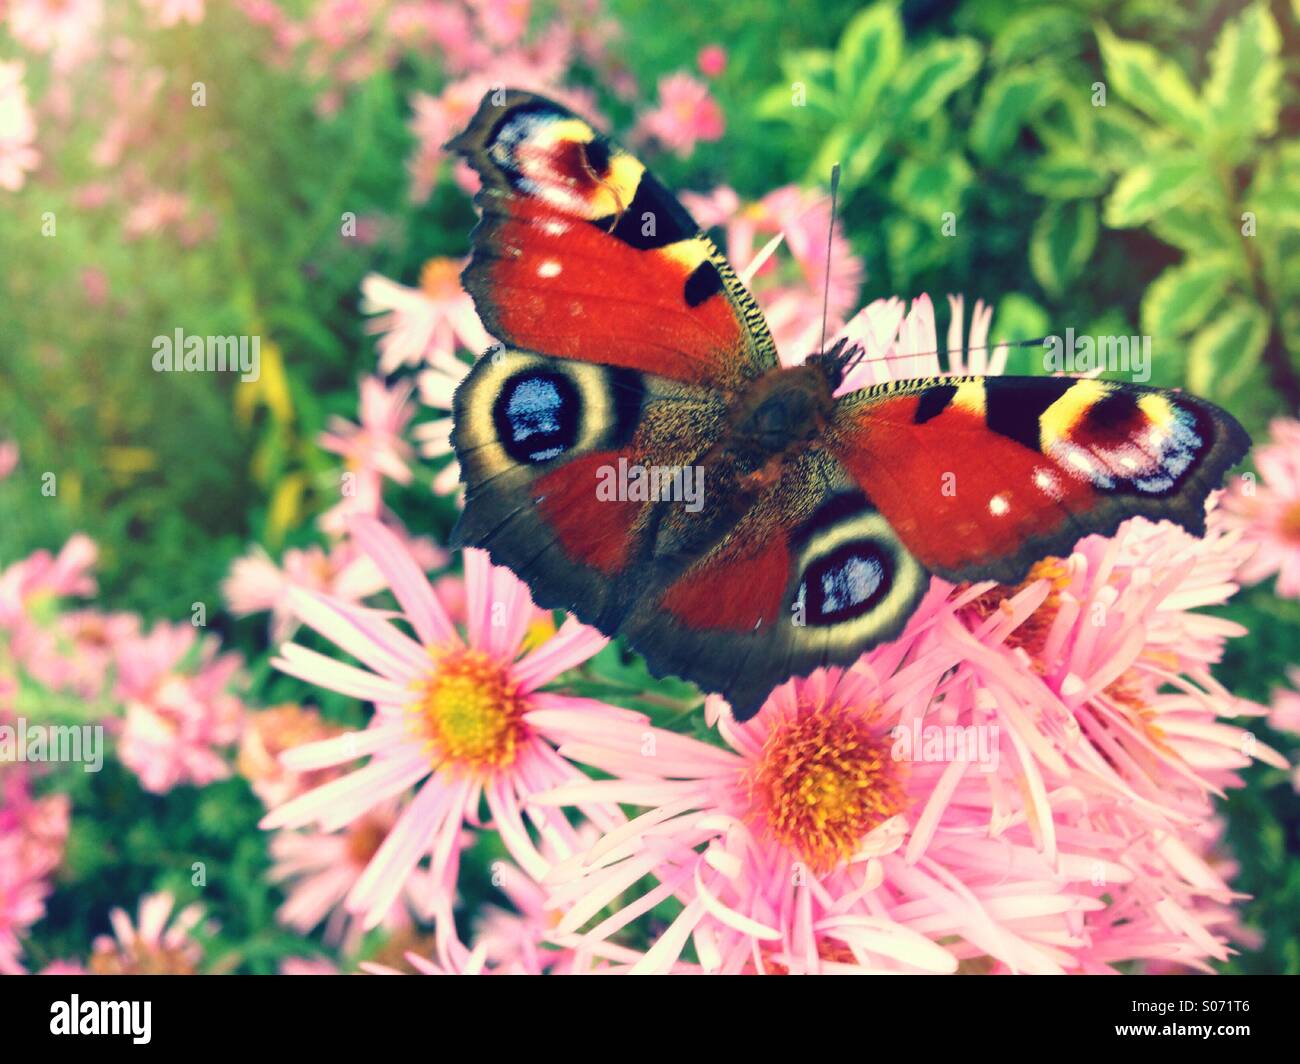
[445,89,1250,721]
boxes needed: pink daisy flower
[540,658,1119,974]
[317,376,416,535]
[634,72,724,158]
[260,517,629,961]
[1223,417,1300,597]
[11,609,139,701]
[237,703,348,809]
[268,800,426,948]
[361,260,490,374]
[89,891,208,975]
[113,622,246,794]
[0,533,97,629]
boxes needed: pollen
[419,256,462,299]
[743,703,906,874]
[411,649,528,774]
[964,557,1072,662]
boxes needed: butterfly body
[447,90,1250,720]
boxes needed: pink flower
[541,659,1120,974]
[5,0,101,70]
[140,0,205,26]
[317,377,416,535]
[89,891,207,974]
[260,517,627,962]
[0,534,97,629]
[0,440,17,480]
[237,703,348,809]
[0,61,40,193]
[473,0,531,48]
[224,533,445,644]
[634,72,724,157]
[697,44,727,78]
[0,771,69,973]
[1223,417,1300,597]
[12,609,140,700]
[362,261,489,373]
[269,800,426,947]
[0,841,53,974]
[113,623,246,794]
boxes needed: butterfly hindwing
[447,89,777,389]
[824,375,1251,584]
[618,449,929,720]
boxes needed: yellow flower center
[743,703,906,874]
[419,257,462,300]
[412,649,527,774]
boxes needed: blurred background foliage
[1,0,1298,973]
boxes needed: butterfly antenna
[818,163,841,358]
[837,335,1052,375]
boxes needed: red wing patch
[535,451,643,574]
[660,532,791,630]
[826,376,1251,584]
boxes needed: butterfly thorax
[725,363,837,488]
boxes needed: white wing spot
[538,260,562,279]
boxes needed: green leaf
[1203,3,1282,151]
[1022,151,1110,198]
[1029,200,1098,297]
[835,2,903,114]
[890,154,974,223]
[1147,198,1239,254]
[1187,301,1269,396]
[1095,24,1203,138]
[890,37,983,125]
[991,293,1052,352]
[990,8,1089,66]
[970,65,1055,161]
[1103,154,1207,228]
[1140,256,1236,339]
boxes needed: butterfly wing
[823,375,1250,584]
[447,89,778,389]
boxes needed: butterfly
[445,89,1250,722]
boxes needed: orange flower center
[1280,501,1300,544]
[743,703,906,874]
[419,257,462,300]
[89,942,197,976]
[412,649,527,774]
[963,557,1071,661]
[347,814,389,867]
